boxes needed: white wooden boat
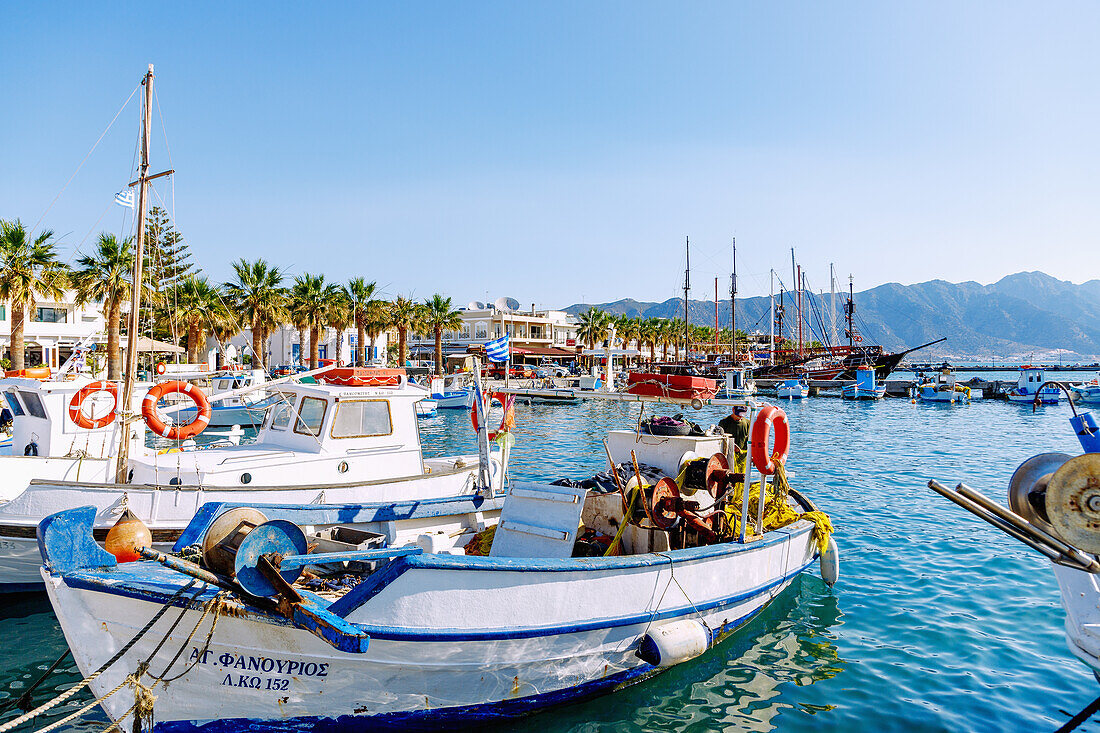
[0,374,505,591]
[1071,376,1100,405]
[777,378,809,399]
[841,367,885,400]
[915,368,970,404]
[36,399,836,729]
[1006,366,1060,404]
[174,369,275,427]
[430,376,473,409]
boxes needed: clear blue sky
[3,2,1098,308]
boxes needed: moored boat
[915,367,971,404]
[841,367,886,400]
[1071,375,1100,405]
[776,377,809,400]
[1006,366,1061,404]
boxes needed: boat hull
[43,522,817,729]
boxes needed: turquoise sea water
[3,375,1100,731]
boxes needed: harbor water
[3,380,1100,731]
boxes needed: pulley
[201,507,269,576]
[1046,453,1100,554]
[1007,453,1072,538]
[649,477,681,530]
[233,519,309,598]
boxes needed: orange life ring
[142,381,211,440]
[750,404,790,476]
[471,391,508,434]
[67,381,119,429]
[156,362,167,375]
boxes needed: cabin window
[330,400,392,438]
[268,394,296,430]
[3,392,25,417]
[295,397,328,437]
[18,390,47,419]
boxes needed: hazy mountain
[562,272,1100,360]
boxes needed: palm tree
[576,307,609,350]
[344,278,377,366]
[0,220,68,371]
[290,273,340,370]
[72,233,135,379]
[223,258,285,370]
[659,319,678,361]
[364,299,389,364]
[617,316,640,353]
[169,276,225,363]
[388,296,419,367]
[422,294,462,375]
[327,291,352,366]
[640,318,660,363]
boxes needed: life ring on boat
[750,404,790,476]
[156,362,167,375]
[142,381,211,440]
[470,392,508,434]
[67,381,119,429]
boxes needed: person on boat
[718,405,749,450]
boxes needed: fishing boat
[776,378,809,400]
[36,391,837,730]
[626,371,718,401]
[430,376,473,409]
[1007,366,1061,404]
[173,368,275,427]
[841,367,886,400]
[915,368,971,404]
[1071,375,1100,405]
[926,385,1100,698]
[715,367,757,400]
[415,397,438,417]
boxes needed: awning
[510,346,577,358]
[122,336,186,354]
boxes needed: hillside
[562,272,1100,360]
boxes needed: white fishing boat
[1006,366,1061,404]
[0,372,505,591]
[915,367,971,404]
[415,398,438,417]
[776,378,809,399]
[841,367,886,400]
[927,391,1100,696]
[1071,376,1100,405]
[35,395,837,730]
[430,375,473,409]
[716,367,756,400]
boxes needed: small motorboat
[915,368,971,404]
[1007,366,1061,404]
[776,378,809,400]
[430,376,473,409]
[841,367,886,400]
[715,367,757,400]
[626,371,719,400]
[1071,376,1100,405]
[415,398,439,417]
[173,368,275,427]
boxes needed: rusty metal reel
[1007,452,1071,537]
[705,453,730,498]
[649,477,681,530]
[1046,453,1100,554]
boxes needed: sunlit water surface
[4,372,1100,732]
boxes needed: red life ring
[470,392,508,434]
[142,381,212,440]
[67,381,119,429]
[156,362,167,375]
[750,404,791,476]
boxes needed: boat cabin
[127,377,443,487]
[1017,367,1046,391]
[206,368,268,407]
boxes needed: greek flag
[114,190,135,208]
[484,334,510,363]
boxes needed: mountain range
[561,272,1100,361]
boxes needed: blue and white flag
[114,190,135,208]
[484,334,510,363]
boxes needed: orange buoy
[104,509,152,563]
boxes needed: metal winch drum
[1010,452,1100,554]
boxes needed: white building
[1,293,107,369]
[408,298,580,364]
[226,325,390,368]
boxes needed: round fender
[819,535,840,587]
[751,405,790,476]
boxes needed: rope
[0,580,196,732]
[0,651,70,714]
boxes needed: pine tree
[143,206,198,345]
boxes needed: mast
[796,264,803,357]
[768,270,774,364]
[115,64,155,483]
[845,275,856,348]
[713,278,718,355]
[730,237,737,361]
[776,288,785,355]
[683,236,690,361]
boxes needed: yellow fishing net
[721,458,834,553]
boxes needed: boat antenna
[115,64,172,483]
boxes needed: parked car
[536,362,570,378]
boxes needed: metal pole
[769,270,774,364]
[731,237,737,360]
[740,403,756,543]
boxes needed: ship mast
[730,237,737,361]
[845,274,856,348]
[115,64,170,483]
[683,236,690,361]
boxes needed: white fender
[820,535,840,587]
[637,619,709,667]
